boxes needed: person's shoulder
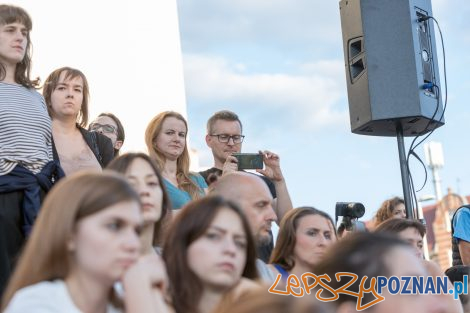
[457,205,470,213]
[199,167,220,178]
[4,280,79,313]
[27,87,45,101]
[230,277,262,299]
[13,280,66,296]
[190,172,208,188]
[422,259,444,277]
[256,259,277,283]
[0,83,45,103]
[199,167,222,185]
[454,206,470,221]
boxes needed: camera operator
[200,110,293,262]
[335,202,367,238]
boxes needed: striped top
[0,82,53,176]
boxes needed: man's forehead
[244,180,272,201]
[213,119,242,132]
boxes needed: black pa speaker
[339,0,444,136]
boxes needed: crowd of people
[1,4,470,313]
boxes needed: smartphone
[232,153,264,170]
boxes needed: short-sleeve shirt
[453,206,470,243]
[163,173,207,210]
[256,259,277,284]
[4,280,121,313]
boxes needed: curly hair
[374,196,405,225]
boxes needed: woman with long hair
[1,172,169,313]
[163,196,259,313]
[145,111,207,210]
[43,67,114,176]
[269,207,336,281]
[0,4,64,295]
[107,152,171,253]
[373,196,406,227]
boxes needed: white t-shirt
[256,259,277,284]
[4,280,121,313]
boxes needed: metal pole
[396,123,415,219]
[431,166,443,200]
[417,202,430,260]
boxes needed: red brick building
[422,188,469,270]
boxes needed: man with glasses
[200,110,293,262]
[89,113,125,156]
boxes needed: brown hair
[270,207,336,271]
[1,172,140,310]
[375,217,426,237]
[145,111,203,200]
[206,110,243,134]
[106,152,171,245]
[374,196,405,225]
[163,196,258,313]
[314,232,410,308]
[0,5,38,88]
[43,67,90,127]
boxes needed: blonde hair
[1,172,140,310]
[145,111,203,200]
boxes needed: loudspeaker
[339,0,444,136]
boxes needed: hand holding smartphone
[231,153,264,170]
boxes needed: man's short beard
[257,232,272,246]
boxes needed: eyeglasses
[90,123,117,134]
[210,134,245,144]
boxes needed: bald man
[210,172,278,282]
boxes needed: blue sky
[13,0,470,222]
[176,0,470,221]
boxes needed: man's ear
[114,140,123,150]
[205,134,212,147]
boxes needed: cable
[405,15,447,215]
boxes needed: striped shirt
[0,82,53,175]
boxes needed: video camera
[335,202,366,233]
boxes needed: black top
[52,126,114,169]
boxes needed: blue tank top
[273,264,290,282]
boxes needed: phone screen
[232,153,263,170]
